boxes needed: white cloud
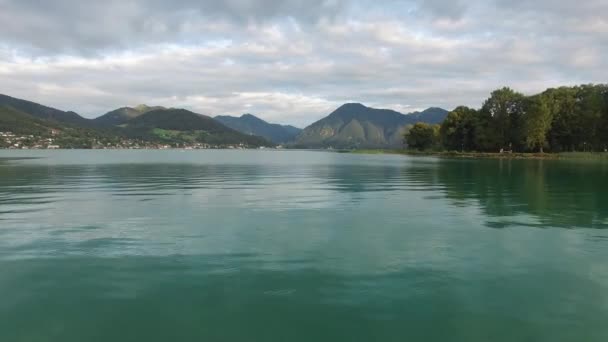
[0,0,607,126]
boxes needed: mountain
[0,94,272,148]
[295,103,448,148]
[0,106,61,135]
[1,93,446,149]
[94,104,165,126]
[0,104,139,149]
[0,94,92,127]
[406,107,451,124]
[124,109,272,146]
[215,114,301,144]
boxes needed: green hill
[125,109,273,147]
[0,105,133,149]
[94,105,165,126]
[295,103,448,148]
[215,114,301,144]
[0,94,93,127]
[0,94,273,148]
[0,106,60,135]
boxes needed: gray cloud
[0,0,606,127]
[416,0,468,19]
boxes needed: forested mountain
[215,114,301,144]
[0,95,272,148]
[94,105,165,126]
[0,94,93,127]
[295,103,448,148]
[0,106,61,135]
[0,105,136,149]
[123,109,272,146]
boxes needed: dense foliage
[404,123,440,151]
[408,85,608,152]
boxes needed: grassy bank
[349,149,608,160]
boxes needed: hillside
[0,94,272,148]
[125,109,272,146]
[295,103,448,148]
[0,105,141,149]
[94,105,165,126]
[0,106,61,135]
[215,114,301,144]
[407,107,450,125]
[0,94,93,127]
[0,93,448,149]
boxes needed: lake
[1,150,607,341]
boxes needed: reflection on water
[416,158,608,229]
[0,150,607,341]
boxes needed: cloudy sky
[0,0,606,127]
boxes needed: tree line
[405,84,608,152]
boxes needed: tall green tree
[405,122,439,151]
[576,84,606,151]
[481,87,526,151]
[523,95,552,153]
[440,106,477,151]
[543,87,578,152]
[600,85,608,151]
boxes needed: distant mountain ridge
[122,108,272,146]
[215,114,301,144]
[0,94,273,147]
[0,93,449,149]
[295,103,448,148]
[94,105,165,126]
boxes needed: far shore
[347,149,608,160]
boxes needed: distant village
[0,131,266,150]
[0,131,61,149]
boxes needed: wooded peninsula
[405,84,608,153]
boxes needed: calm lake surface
[1,150,607,341]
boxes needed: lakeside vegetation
[351,149,608,160]
[404,84,608,154]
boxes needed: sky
[0,0,607,127]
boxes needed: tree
[440,106,477,151]
[576,84,606,151]
[481,87,526,151]
[405,122,439,150]
[544,87,578,152]
[523,95,552,153]
[432,84,608,153]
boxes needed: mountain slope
[0,106,61,135]
[94,105,165,126]
[0,105,140,149]
[215,114,301,144]
[295,103,448,148]
[0,94,92,127]
[407,107,450,125]
[0,94,272,148]
[125,109,272,146]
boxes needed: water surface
[1,150,607,341]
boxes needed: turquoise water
[1,150,607,341]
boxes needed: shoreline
[348,149,608,160]
[1,148,607,161]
